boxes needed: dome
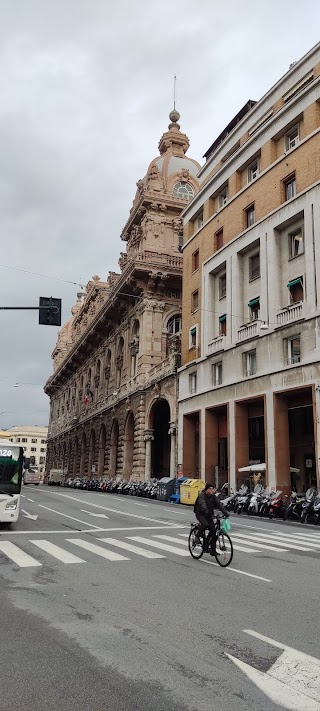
[151,154,200,179]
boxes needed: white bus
[23,467,41,485]
[0,440,23,525]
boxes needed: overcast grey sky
[0,0,319,429]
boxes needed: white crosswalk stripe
[0,541,42,568]
[66,539,129,561]
[98,538,165,559]
[127,536,190,556]
[30,540,86,564]
[231,534,288,552]
[155,533,260,553]
[244,533,314,551]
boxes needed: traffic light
[39,297,62,326]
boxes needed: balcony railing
[238,321,258,341]
[276,301,304,326]
[135,251,183,269]
[185,347,201,363]
[207,336,226,354]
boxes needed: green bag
[221,518,231,533]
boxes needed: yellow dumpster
[180,479,205,505]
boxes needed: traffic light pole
[0,297,61,325]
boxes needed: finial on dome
[169,109,180,123]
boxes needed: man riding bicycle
[194,483,229,554]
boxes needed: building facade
[44,111,200,481]
[178,42,320,495]
[7,425,48,471]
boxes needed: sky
[0,0,319,430]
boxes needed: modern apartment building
[7,425,48,471]
[178,42,320,495]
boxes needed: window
[192,249,199,272]
[213,361,223,386]
[22,438,27,443]
[288,276,303,304]
[167,314,181,334]
[219,273,226,299]
[284,174,296,201]
[173,181,194,200]
[248,160,259,183]
[192,290,199,312]
[248,297,260,321]
[244,349,257,376]
[287,336,301,365]
[245,204,255,228]
[39,457,45,464]
[195,212,203,230]
[31,438,37,444]
[31,447,36,452]
[16,437,21,443]
[285,125,299,151]
[40,448,46,453]
[189,372,197,394]
[249,252,260,280]
[219,314,226,337]
[189,325,198,349]
[41,439,46,444]
[218,188,228,208]
[289,228,304,258]
[215,228,223,250]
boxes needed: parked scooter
[247,484,263,516]
[312,494,320,525]
[235,486,252,515]
[283,491,305,521]
[301,488,317,523]
[267,490,285,519]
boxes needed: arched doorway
[109,420,119,477]
[152,399,171,479]
[123,412,134,479]
[88,430,95,476]
[73,437,79,476]
[98,424,106,477]
[80,433,86,475]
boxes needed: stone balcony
[207,336,226,354]
[276,301,304,327]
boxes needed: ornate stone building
[44,110,200,480]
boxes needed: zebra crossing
[0,529,320,569]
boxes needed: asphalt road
[0,485,320,711]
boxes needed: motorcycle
[283,491,305,521]
[301,488,317,523]
[235,486,252,515]
[247,484,264,516]
[267,490,285,519]
[312,494,320,525]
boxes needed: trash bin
[169,477,188,504]
[180,479,205,505]
[157,477,175,502]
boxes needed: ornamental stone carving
[116,354,123,370]
[104,365,111,380]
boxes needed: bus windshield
[0,445,23,495]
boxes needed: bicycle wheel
[188,527,204,559]
[215,531,233,567]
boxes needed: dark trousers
[196,514,217,548]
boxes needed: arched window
[173,182,194,200]
[167,314,181,335]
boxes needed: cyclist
[194,483,229,554]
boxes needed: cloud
[0,0,319,428]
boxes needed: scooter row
[220,485,320,524]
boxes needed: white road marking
[128,536,190,556]
[227,629,320,709]
[52,492,177,526]
[266,534,320,549]
[153,535,187,544]
[80,509,109,519]
[200,559,272,582]
[98,538,165,559]
[283,532,320,545]
[0,541,42,567]
[163,508,185,515]
[21,494,26,498]
[231,533,288,552]
[27,498,34,503]
[30,540,86,564]
[37,505,102,529]
[21,509,38,521]
[247,532,313,551]
[155,533,260,554]
[0,524,188,536]
[67,538,129,561]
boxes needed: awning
[248,297,260,307]
[287,277,303,288]
[219,314,226,322]
[238,463,266,473]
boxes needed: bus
[0,440,23,524]
[23,467,41,485]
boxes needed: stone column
[144,429,154,481]
[168,423,176,479]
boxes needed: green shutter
[248,297,260,307]
[190,327,197,336]
[287,277,303,288]
[219,314,226,323]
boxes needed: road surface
[0,484,319,711]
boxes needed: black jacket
[194,491,228,517]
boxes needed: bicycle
[188,514,233,567]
